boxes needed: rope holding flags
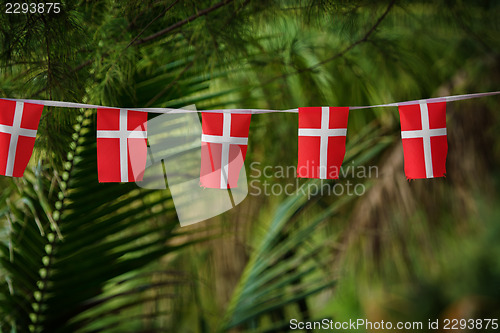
[0,91,498,184]
[3,91,498,114]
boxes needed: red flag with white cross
[97,108,148,182]
[398,101,447,179]
[297,106,349,179]
[200,112,251,189]
[0,99,43,177]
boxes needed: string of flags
[0,91,498,188]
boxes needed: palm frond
[221,122,392,332]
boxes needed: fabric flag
[96,108,148,182]
[0,99,43,177]
[398,101,447,179]
[297,106,349,179]
[200,112,251,189]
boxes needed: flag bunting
[0,91,498,184]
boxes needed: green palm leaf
[221,122,391,332]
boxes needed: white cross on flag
[97,108,148,182]
[0,99,43,177]
[398,101,448,179]
[200,112,251,189]
[297,107,349,179]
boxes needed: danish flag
[96,108,148,182]
[0,99,43,177]
[297,107,349,179]
[200,112,251,189]
[398,101,447,179]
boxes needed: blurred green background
[0,0,499,332]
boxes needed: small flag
[200,112,251,189]
[97,108,148,182]
[0,99,43,177]
[398,101,447,179]
[297,107,349,179]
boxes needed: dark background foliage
[0,0,499,332]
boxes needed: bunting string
[0,90,499,186]
[2,91,499,114]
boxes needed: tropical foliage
[0,1,499,332]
